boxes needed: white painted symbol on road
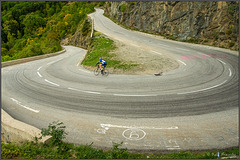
[96,123,178,140]
[164,139,181,150]
[122,128,146,141]
[97,129,108,134]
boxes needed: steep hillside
[60,17,92,49]
[104,1,239,50]
[1,1,95,62]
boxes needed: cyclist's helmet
[99,57,102,61]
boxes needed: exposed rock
[60,18,92,49]
[104,1,239,50]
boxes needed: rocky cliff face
[61,18,92,49]
[104,1,239,50]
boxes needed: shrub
[106,142,129,159]
[1,143,21,159]
[120,4,126,12]
[40,121,68,146]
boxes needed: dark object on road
[154,72,162,76]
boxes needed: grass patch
[1,121,239,159]
[81,32,116,66]
[1,142,239,159]
[81,31,138,71]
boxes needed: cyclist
[95,57,107,74]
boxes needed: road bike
[94,65,109,76]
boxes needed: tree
[2,19,19,37]
[22,13,46,35]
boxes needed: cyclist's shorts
[102,64,107,68]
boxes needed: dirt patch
[107,40,179,75]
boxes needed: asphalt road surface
[1,9,239,151]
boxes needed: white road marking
[68,87,101,94]
[47,58,63,65]
[47,61,56,65]
[158,44,169,47]
[167,148,181,150]
[151,50,162,55]
[113,94,157,97]
[177,80,227,94]
[10,98,39,113]
[37,66,42,71]
[37,72,42,77]
[68,87,81,91]
[44,79,60,86]
[175,47,190,51]
[100,123,178,130]
[229,68,232,77]
[197,52,210,57]
[217,58,226,65]
[83,91,101,94]
[178,60,187,66]
[79,69,91,73]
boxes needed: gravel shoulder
[106,39,179,75]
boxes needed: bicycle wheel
[94,68,100,76]
[103,70,109,76]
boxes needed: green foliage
[40,121,68,146]
[22,13,46,35]
[106,142,129,159]
[82,32,138,71]
[82,19,91,36]
[187,38,199,44]
[81,34,116,66]
[229,42,235,48]
[1,1,95,62]
[1,142,21,159]
[202,151,218,159]
[97,1,106,7]
[228,2,239,16]
[129,1,137,5]
[75,143,106,159]
[120,3,126,12]
[1,141,239,159]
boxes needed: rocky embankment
[61,18,92,49]
[104,1,239,50]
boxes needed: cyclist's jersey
[99,59,107,65]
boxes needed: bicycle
[94,65,109,76]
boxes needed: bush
[40,121,68,146]
[1,143,21,159]
[75,143,106,159]
[82,19,91,36]
[120,4,126,12]
[106,142,129,159]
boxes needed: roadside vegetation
[1,1,95,62]
[1,121,239,159]
[81,31,138,72]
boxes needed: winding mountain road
[2,8,238,151]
